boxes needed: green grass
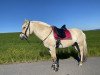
[0,30,100,64]
[0,33,50,64]
[85,30,100,56]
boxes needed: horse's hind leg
[49,47,59,72]
[78,44,84,66]
[73,42,80,62]
[73,42,84,66]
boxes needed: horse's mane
[31,21,51,27]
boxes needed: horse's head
[20,20,31,40]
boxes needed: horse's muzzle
[20,33,28,40]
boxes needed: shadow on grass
[39,47,80,62]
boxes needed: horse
[20,20,87,71]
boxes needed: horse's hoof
[51,64,55,70]
[54,67,58,72]
[79,61,83,66]
[51,64,59,72]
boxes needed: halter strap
[22,21,30,37]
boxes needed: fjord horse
[20,20,87,71]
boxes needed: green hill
[0,30,100,64]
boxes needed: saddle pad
[52,27,72,40]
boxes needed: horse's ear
[25,19,29,23]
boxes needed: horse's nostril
[20,34,23,40]
[20,33,28,40]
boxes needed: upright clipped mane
[31,21,51,27]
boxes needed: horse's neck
[31,22,51,41]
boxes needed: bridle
[21,21,30,38]
[21,21,52,43]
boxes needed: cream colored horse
[20,20,87,71]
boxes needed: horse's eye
[23,27,26,29]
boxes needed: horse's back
[69,28,83,33]
[69,28,85,36]
[68,28,86,42]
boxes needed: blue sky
[0,0,100,33]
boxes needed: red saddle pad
[52,27,72,40]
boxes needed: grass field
[0,30,100,64]
[85,30,100,56]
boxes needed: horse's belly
[59,40,74,48]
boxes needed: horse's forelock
[22,20,29,28]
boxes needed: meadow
[0,30,100,64]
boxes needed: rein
[42,28,53,42]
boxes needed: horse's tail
[83,33,87,62]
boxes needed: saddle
[52,25,67,39]
[52,25,72,48]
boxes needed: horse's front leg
[51,58,59,72]
[49,47,59,72]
